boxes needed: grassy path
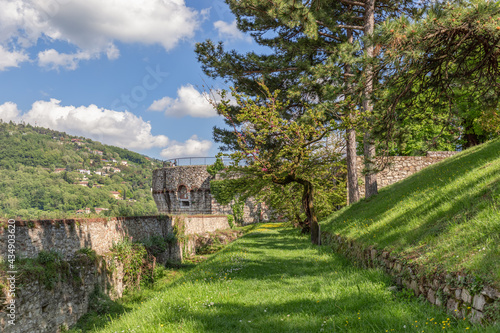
[74,224,491,332]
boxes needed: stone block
[481,286,500,300]
[447,298,459,312]
[427,289,436,304]
[473,294,487,311]
[432,279,440,290]
[455,288,462,299]
[443,285,451,295]
[419,285,426,295]
[461,289,472,304]
[371,249,377,260]
[470,309,484,324]
[410,280,420,296]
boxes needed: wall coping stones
[0,215,228,231]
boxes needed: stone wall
[0,215,230,332]
[153,166,272,224]
[351,151,459,200]
[0,256,124,333]
[321,232,499,324]
[0,216,228,261]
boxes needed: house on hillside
[76,208,91,214]
[120,161,128,166]
[110,191,122,200]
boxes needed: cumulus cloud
[0,45,29,70]
[37,49,98,70]
[0,102,21,121]
[148,84,218,118]
[213,20,250,42]
[160,135,213,159]
[0,0,203,70]
[0,99,169,150]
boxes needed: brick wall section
[351,151,459,200]
[321,232,499,324]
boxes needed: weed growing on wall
[110,240,154,289]
[141,235,169,258]
[76,247,98,262]
[227,215,235,229]
[231,198,245,225]
[13,250,95,290]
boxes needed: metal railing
[163,156,246,167]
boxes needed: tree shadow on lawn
[154,295,469,333]
[326,165,498,255]
[365,167,498,244]
[326,139,499,234]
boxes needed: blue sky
[0,0,259,160]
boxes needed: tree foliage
[375,0,500,150]
[212,83,345,243]
[0,121,161,219]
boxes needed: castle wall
[152,166,271,224]
[351,151,458,200]
[0,215,229,333]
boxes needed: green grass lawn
[323,138,500,286]
[70,224,495,332]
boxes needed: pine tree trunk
[363,0,378,199]
[299,179,320,245]
[345,27,360,205]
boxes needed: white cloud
[0,45,29,70]
[213,20,250,42]
[148,84,218,118]
[38,49,98,70]
[160,135,212,159]
[0,0,203,70]
[0,99,169,150]
[0,102,21,121]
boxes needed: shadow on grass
[322,140,500,266]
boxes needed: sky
[0,0,260,161]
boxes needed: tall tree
[212,84,344,244]
[374,0,500,150]
[196,0,422,202]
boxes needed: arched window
[178,185,190,207]
[178,185,189,200]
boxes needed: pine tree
[196,0,423,202]
[375,0,500,149]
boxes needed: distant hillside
[0,121,163,219]
[323,138,500,287]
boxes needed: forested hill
[0,121,163,219]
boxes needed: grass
[69,223,496,332]
[323,138,500,286]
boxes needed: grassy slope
[323,138,500,286]
[70,224,493,333]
